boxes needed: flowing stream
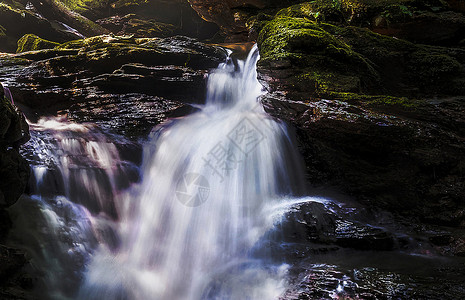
[8,45,308,299]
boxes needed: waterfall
[8,45,305,299]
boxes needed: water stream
[8,45,308,299]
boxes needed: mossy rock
[16,34,59,53]
[276,1,345,22]
[56,34,138,50]
[257,16,380,98]
[60,0,111,18]
[257,13,464,100]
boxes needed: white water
[9,45,306,299]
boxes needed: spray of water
[9,45,306,299]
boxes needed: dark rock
[0,82,30,207]
[273,201,396,251]
[283,263,465,299]
[0,245,33,300]
[0,34,226,138]
[0,209,12,242]
[0,150,29,207]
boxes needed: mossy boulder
[257,15,465,100]
[16,34,60,53]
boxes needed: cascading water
[8,45,306,299]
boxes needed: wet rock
[283,262,465,299]
[260,92,465,230]
[0,150,30,207]
[274,201,396,251]
[0,210,12,242]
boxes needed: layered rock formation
[1,34,226,137]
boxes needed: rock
[447,0,465,13]
[273,201,396,251]
[247,2,465,245]
[0,34,226,137]
[0,210,12,242]
[96,14,177,38]
[0,245,33,300]
[77,0,220,40]
[16,34,60,53]
[0,1,87,53]
[0,83,30,207]
[283,264,465,299]
[187,0,286,41]
[0,150,30,207]
[256,14,465,100]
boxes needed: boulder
[16,34,60,53]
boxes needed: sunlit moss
[16,34,59,53]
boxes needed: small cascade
[8,45,306,299]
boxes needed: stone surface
[251,3,465,233]
[0,34,226,137]
[0,83,30,207]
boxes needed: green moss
[257,4,464,100]
[110,0,149,10]
[325,91,418,108]
[276,1,344,22]
[407,50,462,84]
[16,34,59,53]
[258,16,380,97]
[60,0,110,15]
[56,35,138,50]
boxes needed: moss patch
[276,1,344,22]
[16,34,59,53]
